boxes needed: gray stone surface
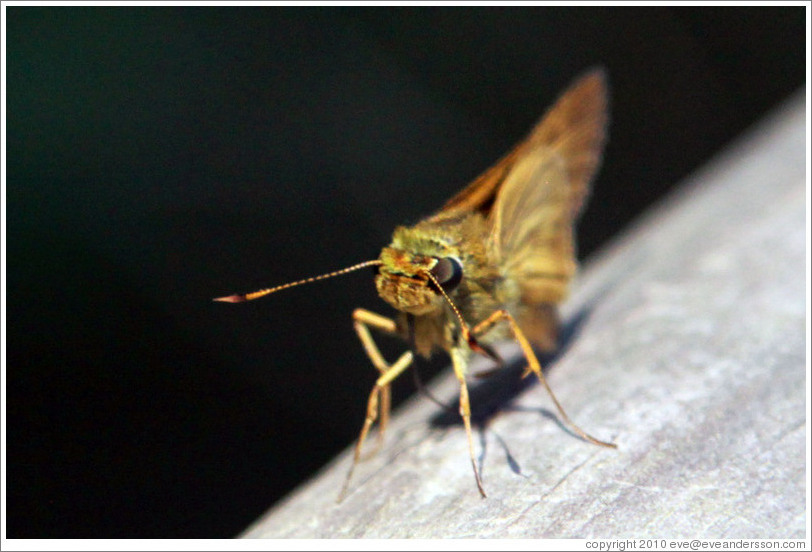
[241,90,807,539]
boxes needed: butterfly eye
[430,256,463,291]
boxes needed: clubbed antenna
[214,260,383,303]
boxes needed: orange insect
[216,68,616,499]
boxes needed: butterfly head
[375,226,464,316]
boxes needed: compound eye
[430,256,463,291]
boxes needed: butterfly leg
[353,308,403,453]
[450,347,488,498]
[339,309,414,501]
[471,309,616,449]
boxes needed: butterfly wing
[491,68,608,302]
[489,150,574,300]
[425,69,608,349]
[429,68,608,227]
[490,69,607,350]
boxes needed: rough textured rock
[241,90,807,539]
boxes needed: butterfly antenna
[214,260,383,303]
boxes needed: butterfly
[216,68,615,500]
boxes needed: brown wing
[489,68,608,305]
[482,69,609,350]
[489,148,578,304]
[429,68,608,227]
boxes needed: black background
[6,6,806,538]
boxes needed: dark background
[6,6,806,538]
